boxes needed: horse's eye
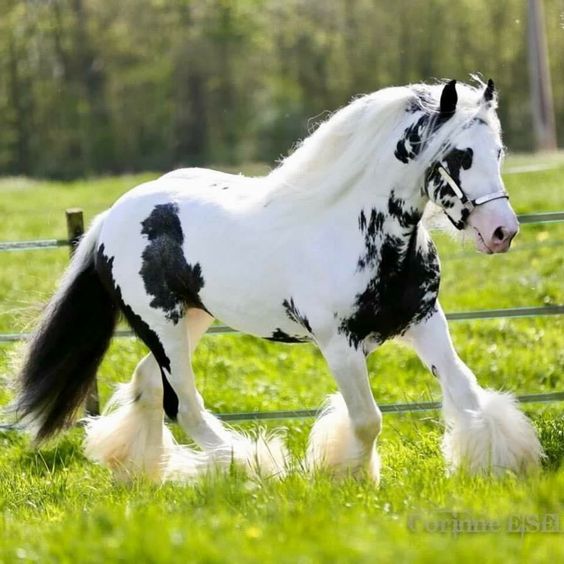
[461,148,473,170]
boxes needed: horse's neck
[264,135,431,261]
[329,165,428,235]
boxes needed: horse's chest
[339,232,440,349]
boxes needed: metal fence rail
[517,211,564,224]
[0,305,562,344]
[217,391,564,422]
[0,239,69,252]
[1,211,562,253]
[1,391,561,430]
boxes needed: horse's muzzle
[468,198,519,254]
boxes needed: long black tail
[13,213,118,442]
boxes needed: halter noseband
[436,164,509,222]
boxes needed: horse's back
[99,167,255,244]
[159,167,238,186]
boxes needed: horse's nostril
[493,227,505,241]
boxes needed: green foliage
[0,0,563,178]
[0,157,562,560]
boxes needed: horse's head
[425,80,518,254]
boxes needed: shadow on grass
[15,433,86,476]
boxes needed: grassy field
[0,156,563,562]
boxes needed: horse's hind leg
[84,309,214,481]
[86,300,287,481]
[402,304,543,475]
[163,309,236,449]
[84,353,176,481]
[132,309,287,480]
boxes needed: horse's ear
[439,80,457,118]
[484,78,495,102]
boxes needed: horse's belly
[192,252,312,341]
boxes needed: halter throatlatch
[436,165,509,228]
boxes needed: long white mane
[267,79,500,208]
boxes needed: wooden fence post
[65,208,100,416]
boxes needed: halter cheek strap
[436,165,509,220]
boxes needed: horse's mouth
[473,227,494,254]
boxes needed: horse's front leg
[307,337,382,482]
[402,304,543,475]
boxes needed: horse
[13,79,543,482]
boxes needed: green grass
[0,156,563,562]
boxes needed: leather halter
[436,165,509,226]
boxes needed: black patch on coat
[387,191,422,229]
[96,244,179,420]
[444,147,473,177]
[425,147,474,229]
[396,86,458,164]
[357,208,386,270]
[282,298,312,333]
[394,114,429,163]
[339,228,440,349]
[359,210,367,231]
[267,329,310,343]
[140,203,207,324]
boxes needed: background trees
[0,0,561,178]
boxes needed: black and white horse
[14,79,543,481]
